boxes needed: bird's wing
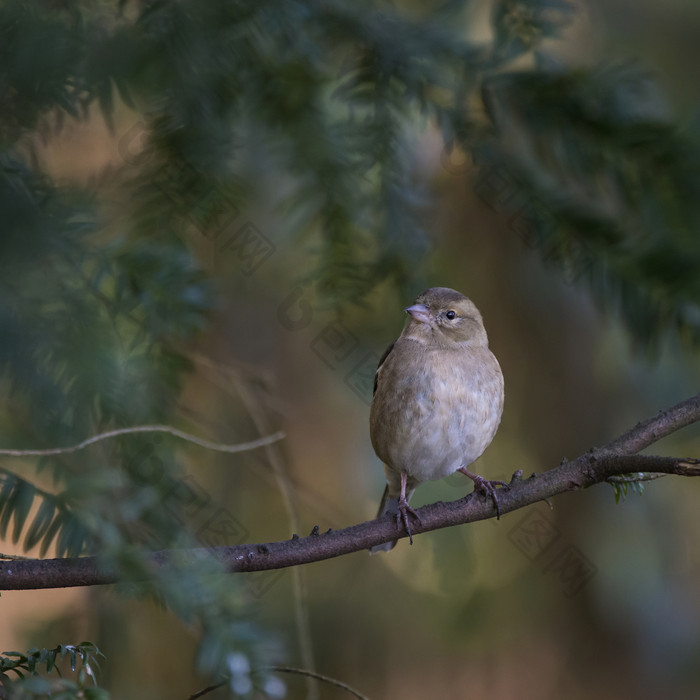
[373,341,395,396]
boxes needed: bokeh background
[2,1,700,698]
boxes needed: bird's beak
[405,303,431,324]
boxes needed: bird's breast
[370,343,504,483]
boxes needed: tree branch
[1,393,699,591]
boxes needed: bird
[369,286,504,553]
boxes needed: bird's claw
[459,467,508,519]
[471,476,507,519]
[395,499,421,545]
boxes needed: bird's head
[403,287,489,348]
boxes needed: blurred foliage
[0,642,107,699]
[477,61,700,348]
[1,0,699,696]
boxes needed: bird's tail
[369,485,411,554]
[370,486,398,554]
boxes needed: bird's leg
[396,472,421,545]
[459,467,509,519]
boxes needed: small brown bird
[369,287,504,552]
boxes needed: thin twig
[186,666,371,700]
[265,666,370,700]
[0,425,285,457]
[187,682,224,700]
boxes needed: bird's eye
[445,310,456,320]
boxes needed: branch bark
[1,393,699,591]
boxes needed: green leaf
[24,496,55,550]
[12,480,35,544]
[41,508,67,557]
[47,648,57,674]
[0,476,19,538]
[55,514,89,558]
